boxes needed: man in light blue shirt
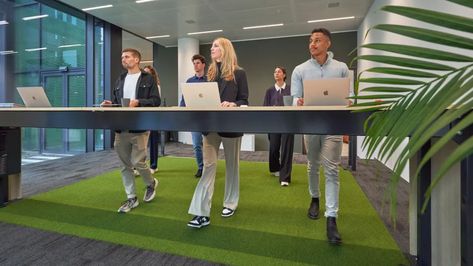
[291,28,348,245]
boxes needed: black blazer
[211,67,249,138]
[112,70,161,133]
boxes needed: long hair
[207,37,239,81]
[144,65,160,85]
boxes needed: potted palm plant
[351,0,473,215]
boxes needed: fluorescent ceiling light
[146,35,170,39]
[136,0,156,3]
[307,16,355,23]
[141,60,153,63]
[82,5,113,11]
[58,44,83,48]
[187,29,222,36]
[25,47,47,52]
[243,23,284,30]
[22,14,49,21]
[0,50,18,55]
[0,20,9,25]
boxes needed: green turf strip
[0,157,406,265]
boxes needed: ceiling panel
[58,0,373,47]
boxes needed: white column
[177,37,199,144]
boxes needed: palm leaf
[353,55,455,70]
[448,0,473,8]
[359,78,425,85]
[372,24,473,50]
[360,86,413,93]
[361,67,440,78]
[362,43,473,62]
[354,3,473,218]
[382,5,473,33]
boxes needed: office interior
[0,0,471,265]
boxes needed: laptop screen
[17,86,52,107]
[181,82,221,108]
[303,78,350,106]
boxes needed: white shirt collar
[275,82,286,91]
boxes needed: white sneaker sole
[143,178,158,202]
[187,221,210,228]
[117,200,139,213]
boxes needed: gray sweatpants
[188,133,242,217]
[114,131,154,199]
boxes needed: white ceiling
[58,0,373,47]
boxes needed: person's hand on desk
[221,101,237,107]
[100,100,112,107]
[296,97,304,106]
[129,99,139,107]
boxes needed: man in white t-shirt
[101,48,161,213]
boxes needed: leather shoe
[327,217,342,245]
[307,197,320,219]
[195,169,202,178]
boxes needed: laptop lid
[303,78,350,106]
[181,82,221,108]
[17,86,52,107]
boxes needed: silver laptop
[303,78,350,106]
[181,82,221,107]
[17,86,52,107]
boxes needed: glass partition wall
[0,0,108,161]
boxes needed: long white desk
[0,107,471,265]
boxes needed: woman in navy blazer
[187,37,249,228]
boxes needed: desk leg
[160,131,166,156]
[348,136,357,171]
[0,127,21,207]
[417,141,432,266]
[461,132,473,265]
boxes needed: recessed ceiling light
[307,16,355,23]
[0,20,9,25]
[187,29,223,35]
[136,0,156,3]
[22,14,49,21]
[82,5,113,11]
[145,35,170,39]
[243,23,284,30]
[58,44,83,48]
[25,47,47,52]
[0,50,18,55]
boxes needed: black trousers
[268,133,294,183]
[149,131,159,170]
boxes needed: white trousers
[304,135,343,218]
[114,131,154,199]
[188,133,242,217]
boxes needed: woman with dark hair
[143,65,161,174]
[263,66,294,186]
[187,37,249,229]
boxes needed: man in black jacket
[102,48,161,213]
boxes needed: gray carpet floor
[0,142,412,265]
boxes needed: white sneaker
[150,168,158,174]
[281,181,289,187]
[133,169,140,177]
[271,171,280,177]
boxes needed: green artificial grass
[0,157,406,265]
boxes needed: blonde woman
[187,37,249,228]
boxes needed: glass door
[41,71,86,153]
[42,74,64,153]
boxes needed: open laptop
[181,82,221,107]
[303,78,350,106]
[17,86,52,107]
